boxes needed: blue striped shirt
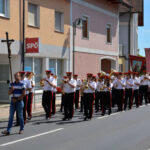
[9,82,26,98]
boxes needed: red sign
[26,38,39,53]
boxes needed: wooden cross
[1,32,14,83]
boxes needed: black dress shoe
[62,117,67,121]
[84,117,87,121]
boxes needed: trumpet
[40,79,45,87]
[82,79,89,89]
[63,78,68,84]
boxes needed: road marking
[0,128,64,147]
[97,112,121,120]
[97,104,150,120]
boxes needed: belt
[44,90,52,92]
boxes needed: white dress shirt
[43,76,54,91]
[133,77,140,90]
[76,79,82,91]
[63,79,77,93]
[21,78,32,94]
[114,79,126,90]
[125,78,134,89]
[96,81,104,92]
[52,79,57,92]
[83,81,96,93]
[140,75,149,86]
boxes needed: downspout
[128,8,132,71]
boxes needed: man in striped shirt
[1,72,26,135]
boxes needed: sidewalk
[0,100,61,121]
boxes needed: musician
[52,74,57,115]
[101,76,112,116]
[111,72,118,107]
[139,71,149,105]
[83,73,96,121]
[95,73,104,113]
[1,72,25,135]
[60,76,67,113]
[26,72,35,120]
[62,72,76,121]
[16,71,32,125]
[80,79,85,113]
[42,70,55,120]
[113,72,126,112]
[132,72,140,108]
[73,74,82,110]
[124,72,134,110]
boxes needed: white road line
[97,104,150,120]
[0,128,64,147]
[97,112,121,120]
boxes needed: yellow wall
[0,0,70,48]
[26,0,70,47]
[0,0,20,40]
[119,57,126,72]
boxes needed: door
[101,59,111,74]
[0,64,10,103]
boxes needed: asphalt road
[0,105,150,150]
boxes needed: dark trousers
[27,92,33,118]
[64,93,75,119]
[124,88,133,110]
[75,90,80,109]
[112,88,117,107]
[101,91,111,115]
[23,95,28,123]
[133,90,140,107]
[95,91,103,112]
[80,95,84,112]
[52,92,56,114]
[83,93,95,119]
[42,91,53,118]
[139,85,148,105]
[60,94,65,112]
[116,89,124,112]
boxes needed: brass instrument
[40,79,45,87]
[82,79,89,89]
[109,69,116,77]
[63,78,68,84]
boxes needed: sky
[138,0,150,56]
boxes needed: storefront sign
[26,38,39,53]
[24,67,32,72]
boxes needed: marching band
[2,70,150,135]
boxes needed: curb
[0,104,61,122]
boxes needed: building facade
[0,0,70,103]
[118,0,144,72]
[71,0,120,78]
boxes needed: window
[0,0,9,17]
[25,57,42,90]
[119,64,123,72]
[106,24,112,43]
[82,16,89,39]
[49,59,64,86]
[55,11,64,32]
[28,3,39,27]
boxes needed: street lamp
[73,18,83,74]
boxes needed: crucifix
[1,32,14,83]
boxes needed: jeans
[7,100,24,132]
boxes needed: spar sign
[26,38,39,53]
